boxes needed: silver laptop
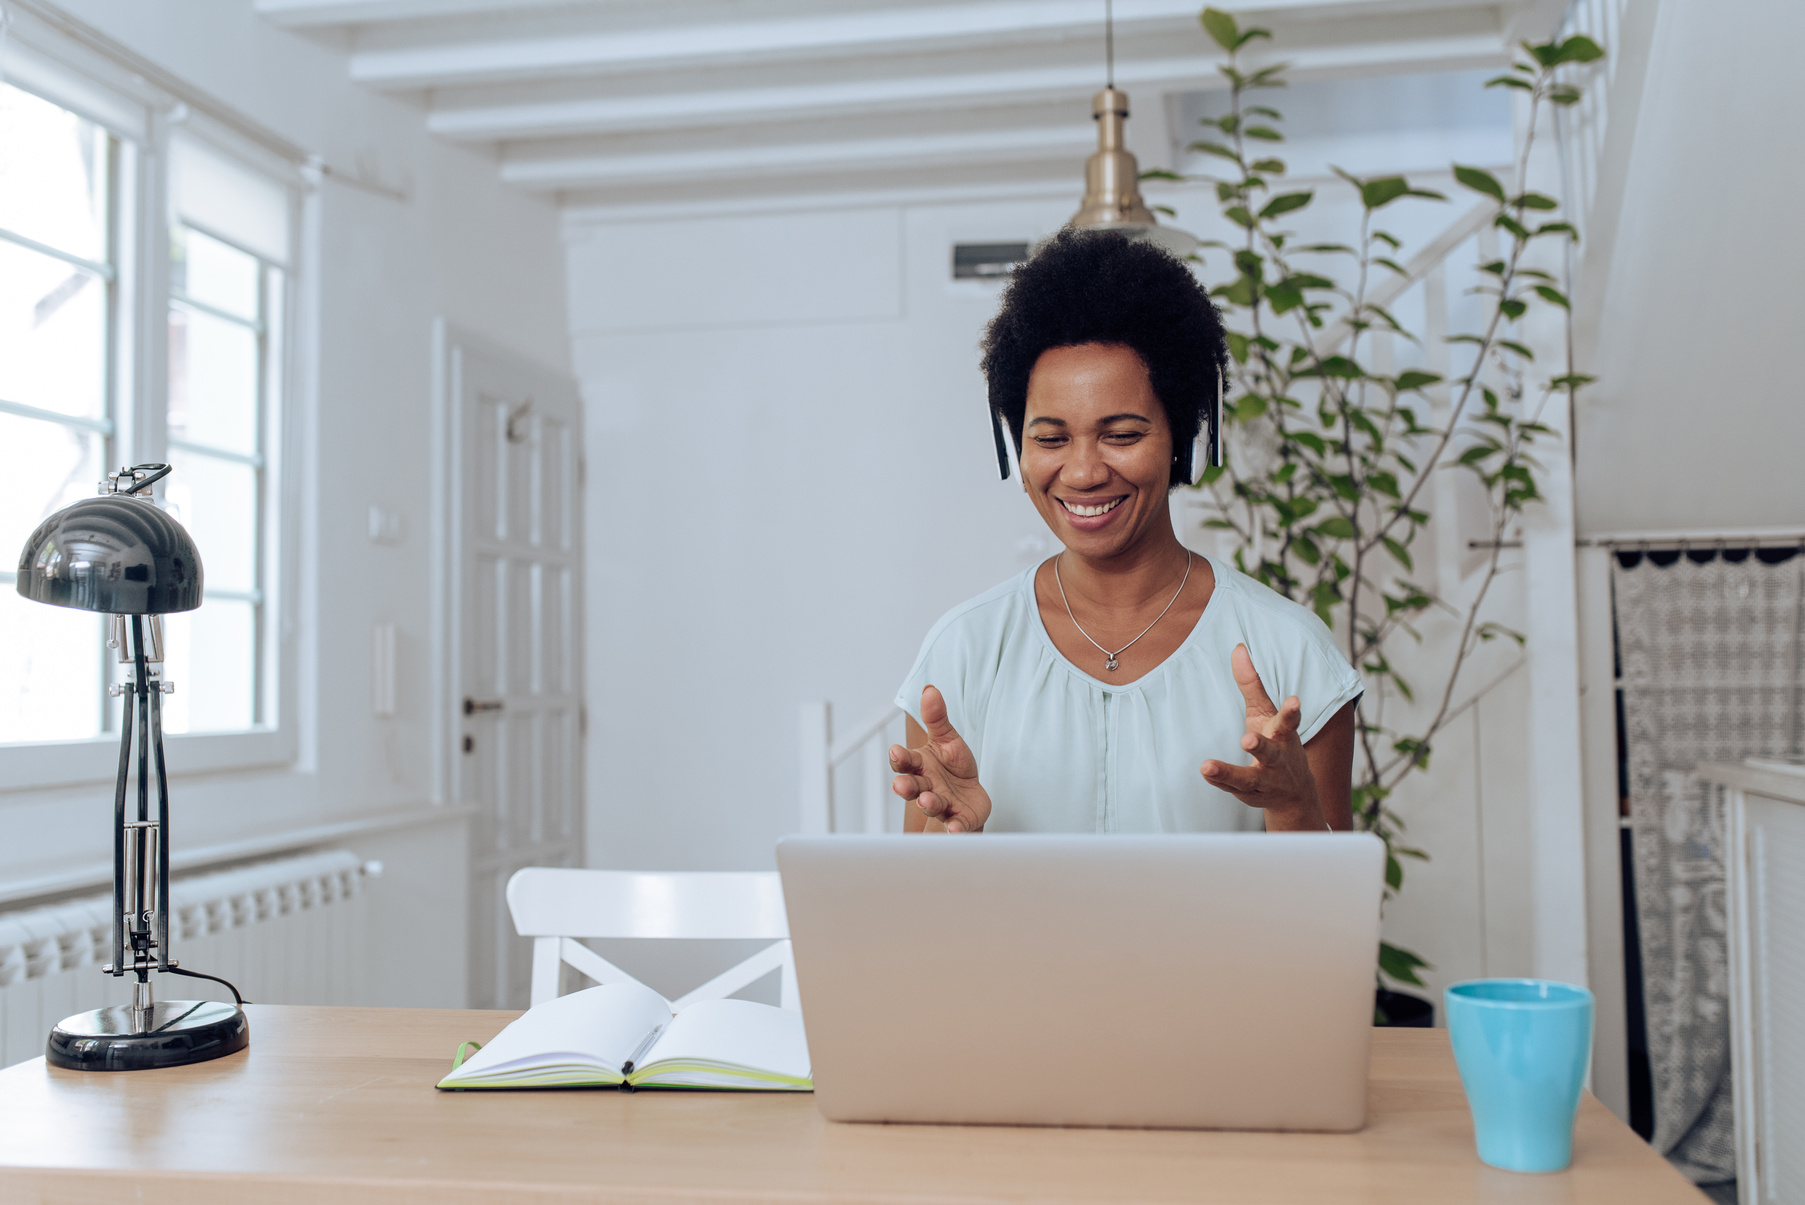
[776,833,1384,1131]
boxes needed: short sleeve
[892,575,1023,741]
[1229,581,1363,745]
[894,615,971,736]
[1293,640,1364,743]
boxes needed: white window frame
[0,14,310,792]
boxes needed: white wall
[1574,0,1805,537]
[570,195,1074,870]
[0,0,570,1007]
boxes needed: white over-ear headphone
[1188,365,1224,486]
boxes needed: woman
[891,230,1362,834]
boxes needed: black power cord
[164,965,250,1007]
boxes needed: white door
[439,326,585,1010]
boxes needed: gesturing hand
[1201,644,1326,831]
[891,685,991,834]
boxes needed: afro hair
[980,229,1229,488]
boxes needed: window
[164,215,284,735]
[0,81,117,744]
[0,39,301,780]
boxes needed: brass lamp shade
[15,493,203,615]
[1068,87,1197,257]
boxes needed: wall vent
[952,242,1030,280]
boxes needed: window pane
[171,226,258,322]
[163,451,257,593]
[0,83,108,262]
[168,305,257,454]
[0,240,107,420]
[160,598,255,734]
[0,588,104,743]
[0,413,104,572]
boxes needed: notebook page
[638,999,810,1079]
[452,981,673,1078]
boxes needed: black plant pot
[1375,988,1434,1028]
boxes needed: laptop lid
[777,833,1384,1130]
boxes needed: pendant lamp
[1067,1,1197,256]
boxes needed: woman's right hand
[891,685,991,834]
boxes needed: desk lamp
[15,463,249,1070]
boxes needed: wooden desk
[0,1005,1704,1204]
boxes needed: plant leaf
[1395,370,1442,391]
[1534,284,1571,309]
[1244,125,1284,141]
[1552,34,1605,64]
[1495,212,1532,240]
[1359,176,1410,209]
[1259,191,1314,218]
[1454,164,1506,202]
[1200,7,1240,51]
[1379,941,1431,987]
[1486,75,1534,91]
[1139,168,1185,182]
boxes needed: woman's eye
[1032,436,1066,447]
[1104,432,1145,444]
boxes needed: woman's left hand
[1200,644,1326,832]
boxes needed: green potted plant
[1164,9,1602,1023]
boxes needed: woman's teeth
[1063,497,1123,518]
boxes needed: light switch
[368,505,404,545]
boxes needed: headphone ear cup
[990,408,1012,482]
[1186,369,1223,487]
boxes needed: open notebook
[437,981,812,1091]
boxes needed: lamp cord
[163,965,250,1007]
[1105,0,1114,87]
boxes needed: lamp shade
[15,494,204,615]
[1068,87,1197,257]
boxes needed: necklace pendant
[1105,654,1119,671]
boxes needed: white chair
[505,867,799,1011]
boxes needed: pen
[621,1023,664,1076]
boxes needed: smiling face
[1020,342,1178,561]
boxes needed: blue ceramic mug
[1444,979,1594,1173]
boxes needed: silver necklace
[1053,551,1192,672]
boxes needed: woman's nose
[1063,444,1111,487]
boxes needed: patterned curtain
[1613,550,1805,1186]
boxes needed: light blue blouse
[893,555,1364,833]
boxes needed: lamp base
[47,1000,249,1071]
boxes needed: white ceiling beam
[500,125,1097,192]
[255,0,586,28]
[350,0,1233,90]
[428,58,1205,143]
[430,33,1503,143]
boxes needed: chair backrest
[505,867,798,1011]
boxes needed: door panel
[448,337,585,1011]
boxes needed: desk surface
[0,1004,1703,1205]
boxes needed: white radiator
[0,849,370,1069]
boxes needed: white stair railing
[798,702,905,834]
